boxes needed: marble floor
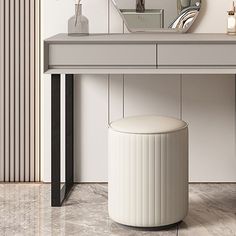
[0,184,235,236]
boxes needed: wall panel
[73,0,109,182]
[182,75,236,182]
[124,75,181,119]
[41,0,236,182]
[74,76,109,182]
[109,1,124,123]
[0,0,40,182]
[109,75,124,122]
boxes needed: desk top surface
[45,33,236,44]
[44,33,236,74]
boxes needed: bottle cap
[230,1,235,12]
[228,1,235,15]
[75,0,81,4]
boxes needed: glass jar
[68,4,89,36]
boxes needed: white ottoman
[108,115,188,227]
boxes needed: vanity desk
[44,33,236,206]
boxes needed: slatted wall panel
[0,0,40,182]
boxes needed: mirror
[111,0,201,33]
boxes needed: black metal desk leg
[51,74,74,207]
[65,74,74,194]
[51,74,61,206]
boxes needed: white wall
[41,0,236,182]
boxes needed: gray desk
[44,33,236,206]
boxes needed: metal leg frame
[51,74,74,207]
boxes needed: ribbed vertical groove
[135,135,138,226]
[166,134,170,222]
[153,136,156,224]
[149,136,155,226]
[132,136,136,225]
[136,135,142,224]
[160,134,166,224]
[155,135,161,224]
[142,136,148,225]
[127,135,131,222]
[121,133,124,221]
[141,135,145,224]
[0,0,39,182]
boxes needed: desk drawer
[158,44,236,66]
[48,44,156,67]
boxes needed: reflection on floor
[0,184,235,235]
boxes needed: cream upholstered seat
[108,115,188,227]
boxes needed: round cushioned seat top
[110,115,188,134]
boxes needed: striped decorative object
[0,0,40,182]
[108,126,188,227]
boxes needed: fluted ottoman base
[108,116,188,227]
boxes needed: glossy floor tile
[178,184,236,236]
[0,184,235,236]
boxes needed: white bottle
[227,1,236,35]
[68,0,89,36]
